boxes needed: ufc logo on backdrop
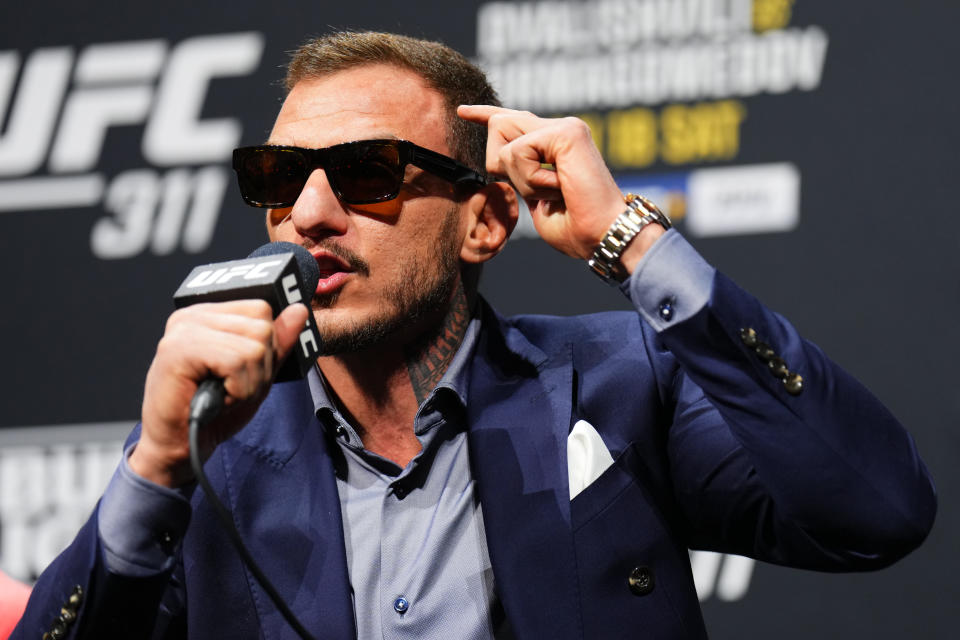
[0,32,264,259]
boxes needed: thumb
[273,303,310,367]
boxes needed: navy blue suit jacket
[15,272,936,639]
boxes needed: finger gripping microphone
[172,241,322,424]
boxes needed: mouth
[311,250,354,295]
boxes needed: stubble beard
[310,208,461,355]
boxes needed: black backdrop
[1,1,957,637]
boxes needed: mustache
[304,238,371,277]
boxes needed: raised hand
[458,105,665,271]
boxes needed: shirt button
[658,300,674,321]
[393,597,410,614]
[334,425,349,441]
[394,485,407,499]
[157,530,175,554]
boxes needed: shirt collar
[306,313,482,426]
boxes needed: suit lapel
[222,379,356,639]
[467,308,582,640]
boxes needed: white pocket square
[567,419,615,499]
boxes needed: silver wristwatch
[587,193,672,283]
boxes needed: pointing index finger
[456,104,503,124]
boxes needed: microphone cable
[188,378,317,640]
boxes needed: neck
[403,280,473,404]
[317,281,474,467]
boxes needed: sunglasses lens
[329,142,404,204]
[238,148,308,207]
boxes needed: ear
[459,182,519,264]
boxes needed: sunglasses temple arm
[411,148,488,186]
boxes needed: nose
[287,168,350,239]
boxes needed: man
[16,32,935,639]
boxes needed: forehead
[269,64,451,153]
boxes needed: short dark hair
[286,31,500,174]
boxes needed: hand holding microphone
[129,243,324,639]
[131,242,320,489]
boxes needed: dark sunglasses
[232,139,488,208]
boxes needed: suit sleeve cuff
[97,443,193,577]
[619,229,715,332]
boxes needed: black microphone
[172,241,322,424]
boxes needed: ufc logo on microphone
[184,260,285,289]
[281,273,320,360]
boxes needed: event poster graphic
[478,0,820,239]
[0,33,264,259]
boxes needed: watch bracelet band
[587,193,672,283]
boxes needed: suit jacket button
[628,566,655,596]
[767,356,789,379]
[754,342,776,361]
[784,373,804,395]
